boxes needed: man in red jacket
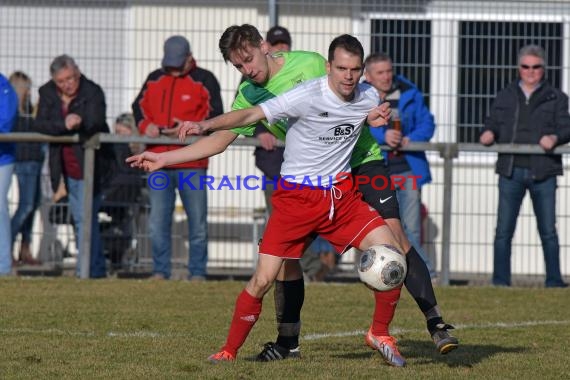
[132,35,223,280]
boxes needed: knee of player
[248,274,275,296]
[361,225,403,253]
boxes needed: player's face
[519,54,544,88]
[229,42,271,84]
[326,47,363,101]
[364,60,393,97]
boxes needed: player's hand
[367,102,391,127]
[257,132,277,150]
[178,121,205,141]
[126,151,165,172]
[479,130,495,146]
[539,134,558,151]
[384,129,402,148]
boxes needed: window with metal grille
[370,19,432,107]
[458,21,563,143]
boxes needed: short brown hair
[219,24,263,63]
[328,34,364,63]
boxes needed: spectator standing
[0,73,18,275]
[36,55,109,278]
[9,71,44,265]
[132,35,223,280]
[365,52,437,278]
[480,44,570,288]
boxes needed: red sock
[370,286,402,336]
[221,290,263,356]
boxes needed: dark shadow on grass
[332,339,527,368]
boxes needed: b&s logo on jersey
[332,124,354,136]
[319,123,356,144]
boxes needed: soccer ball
[357,244,407,291]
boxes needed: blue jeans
[493,167,563,287]
[393,170,436,277]
[0,163,14,275]
[66,177,107,278]
[148,168,208,279]
[11,161,43,244]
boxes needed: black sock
[404,246,439,315]
[274,278,304,349]
[427,316,444,335]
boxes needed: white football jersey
[260,76,380,186]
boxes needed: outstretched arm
[179,105,266,140]
[126,130,238,172]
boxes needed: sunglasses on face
[520,64,544,70]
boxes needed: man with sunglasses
[480,44,570,288]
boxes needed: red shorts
[259,179,385,259]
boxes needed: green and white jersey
[230,50,382,167]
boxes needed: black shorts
[352,160,400,220]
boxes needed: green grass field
[1,277,568,379]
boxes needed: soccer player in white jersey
[128,34,409,365]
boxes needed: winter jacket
[13,105,45,162]
[132,60,223,169]
[36,75,111,193]
[369,75,435,187]
[482,81,570,181]
[0,73,18,166]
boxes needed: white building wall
[1,1,569,278]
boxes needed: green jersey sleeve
[350,127,384,168]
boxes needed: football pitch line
[1,319,569,339]
[303,319,570,341]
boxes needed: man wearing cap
[132,35,223,281]
[266,25,291,54]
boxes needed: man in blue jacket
[0,73,18,275]
[365,52,436,277]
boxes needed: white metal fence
[2,0,570,284]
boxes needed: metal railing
[3,132,570,282]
